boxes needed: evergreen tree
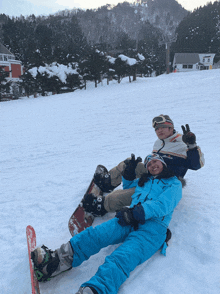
[47,75,63,94]
[28,49,45,68]
[113,57,128,83]
[35,24,53,63]
[0,66,10,100]
[20,71,37,97]
[65,73,82,91]
[35,71,50,96]
[115,32,136,51]
[79,49,108,87]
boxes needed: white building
[173,53,216,72]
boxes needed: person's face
[147,159,164,175]
[155,126,174,140]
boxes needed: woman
[32,154,182,294]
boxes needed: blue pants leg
[70,218,132,267]
[70,218,166,294]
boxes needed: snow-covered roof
[174,53,200,64]
[0,43,14,56]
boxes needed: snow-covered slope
[1,69,220,294]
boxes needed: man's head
[144,153,167,176]
[152,114,174,140]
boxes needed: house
[0,43,24,80]
[173,53,216,72]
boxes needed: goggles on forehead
[152,115,173,128]
[144,153,166,168]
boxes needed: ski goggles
[152,115,173,128]
[144,153,167,168]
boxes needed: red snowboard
[68,165,105,236]
[26,225,41,294]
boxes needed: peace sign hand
[181,124,196,145]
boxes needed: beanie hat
[152,115,174,129]
[144,153,167,168]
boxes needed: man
[82,114,205,216]
[32,154,182,294]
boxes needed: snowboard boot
[82,193,107,217]
[75,287,98,294]
[93,165,115,193]
[31,242,74,282]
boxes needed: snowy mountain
[1,69,220,293]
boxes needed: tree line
[20,50,162,97]
[0,1,219,99]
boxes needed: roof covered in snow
[0,43,14,55]
[173,53,200,64]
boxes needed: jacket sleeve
[122,176,139,190]
[142,179,182,220]
[186,146,205,170]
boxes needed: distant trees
[19,49,163,97]
[1,0,219,98]
[171,1,220,59]
[2,14,88,68]
[0,0,187,72]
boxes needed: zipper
[144,178,154,201]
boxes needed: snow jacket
[122,175,182,228]
[152,132,205,178]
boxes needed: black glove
[115,204,145,230]
[122,154,142,181]
[181,124,196,145]
[138,172,150,187]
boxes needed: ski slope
[1,69,220,294]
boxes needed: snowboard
[68,165,105,236]
[26,225,41,294]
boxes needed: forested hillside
[75,0,187,50]
[172,1,220,56]
[0,0,188,67]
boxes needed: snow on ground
[1,69,220,294]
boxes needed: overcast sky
[0,0,217,18]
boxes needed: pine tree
[65,73,81,91]
[20,71,37,97]
[79,49,108,87]
[113,57,128,83]
[0,66,10,100]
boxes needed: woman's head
[144,154,167,176]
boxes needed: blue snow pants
[70,217,167,294]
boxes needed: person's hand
[122,154,142,181]
[116,204,145,230]
[181,124,196,145]
[116,207,136,227]
[138,172,149,187]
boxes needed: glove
[181,124,196,146]
[138,172,150,187]
[115,204,145,230]
[122,154,142,181]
